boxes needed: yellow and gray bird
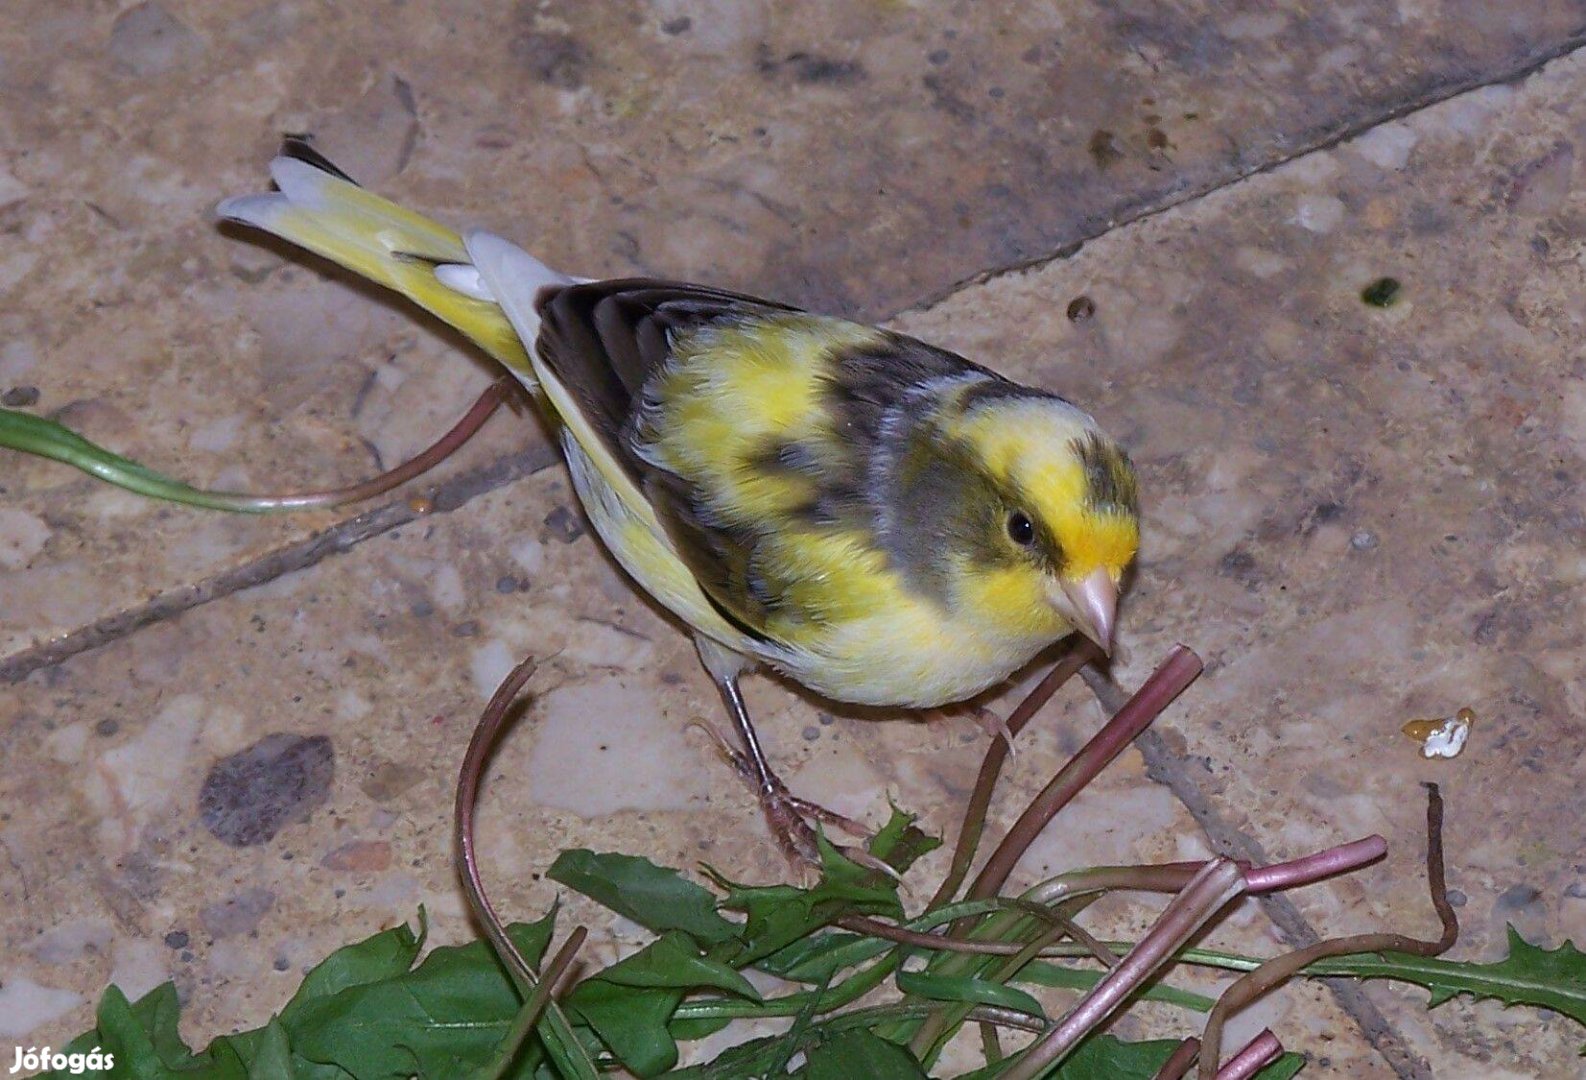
[218,144,1140,857]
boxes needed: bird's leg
[695,636,883,873]
[710,673,825,865]
[696,700,869,845]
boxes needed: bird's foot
[694,720,897,879]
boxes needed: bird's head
[883,380,1140,653]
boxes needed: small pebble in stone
[94,718,119,737]
[1361,276,1401,307]
[199,733,335,847]
[495,574,520,594]
[1,385,40,407]
[163,930,189,950]
[273,956,291,972]
[1445,889,1467,908]
[1350,529,1379,551]
[1067,296,1096,321]
[200,887,276,938]
[817,712,836,726]
[660,16,691,34]
[451,619,481,637]
[1494,883,1542,914]
[802,726,820,741]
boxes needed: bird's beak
[1048,569,1118,655]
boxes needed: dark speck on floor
[198,733,335,847]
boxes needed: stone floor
[2,2,1584,1076]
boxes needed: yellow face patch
[951,396,1140,579]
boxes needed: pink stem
[1214,1030,1282,1080]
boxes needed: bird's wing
[525,279,977,642]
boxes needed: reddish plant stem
[1214,1030,1282,1080]
[845,828,1389,958]
[1000,858,1248,1080]
[208,377,517,511]
[1195,785,1457,1080]
[1153,1038,1202,1080]
[930,643,1096,908]
[455,654,542,990]
[968,645,1204,901]
[1244,836,1387,892]
[484,925,589,1080]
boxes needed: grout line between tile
[0,442,560,685]
[896,29,1586,318]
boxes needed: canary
[218,144,1140,855]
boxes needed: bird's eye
[1006,511,1035,546]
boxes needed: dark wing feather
[534,279,797,483]
[534,280,801,639]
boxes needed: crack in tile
[897,30,1586,320]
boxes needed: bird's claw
[692,716,890,877]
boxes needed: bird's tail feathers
[217,147,571,377]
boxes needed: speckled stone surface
[5,2,1586,1077]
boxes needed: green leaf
[593,931,761,998]
[868,804,942,876]
[802,1029,927,1079]
[757,931,868,982]
[280,917,424,1027]
[243,1019,296,1078]
[1349,927,1586,1043]
[715,836,904,965]
[566,931,759,1076]
[287,917,556,1079]
[0,406,267,512]
[548,849,740,945]
[93,984,218,1078]
[895,969,1045,1020]
[567,980,682,1077]
[127,982,203,1069]
[667,1013,733,1042]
